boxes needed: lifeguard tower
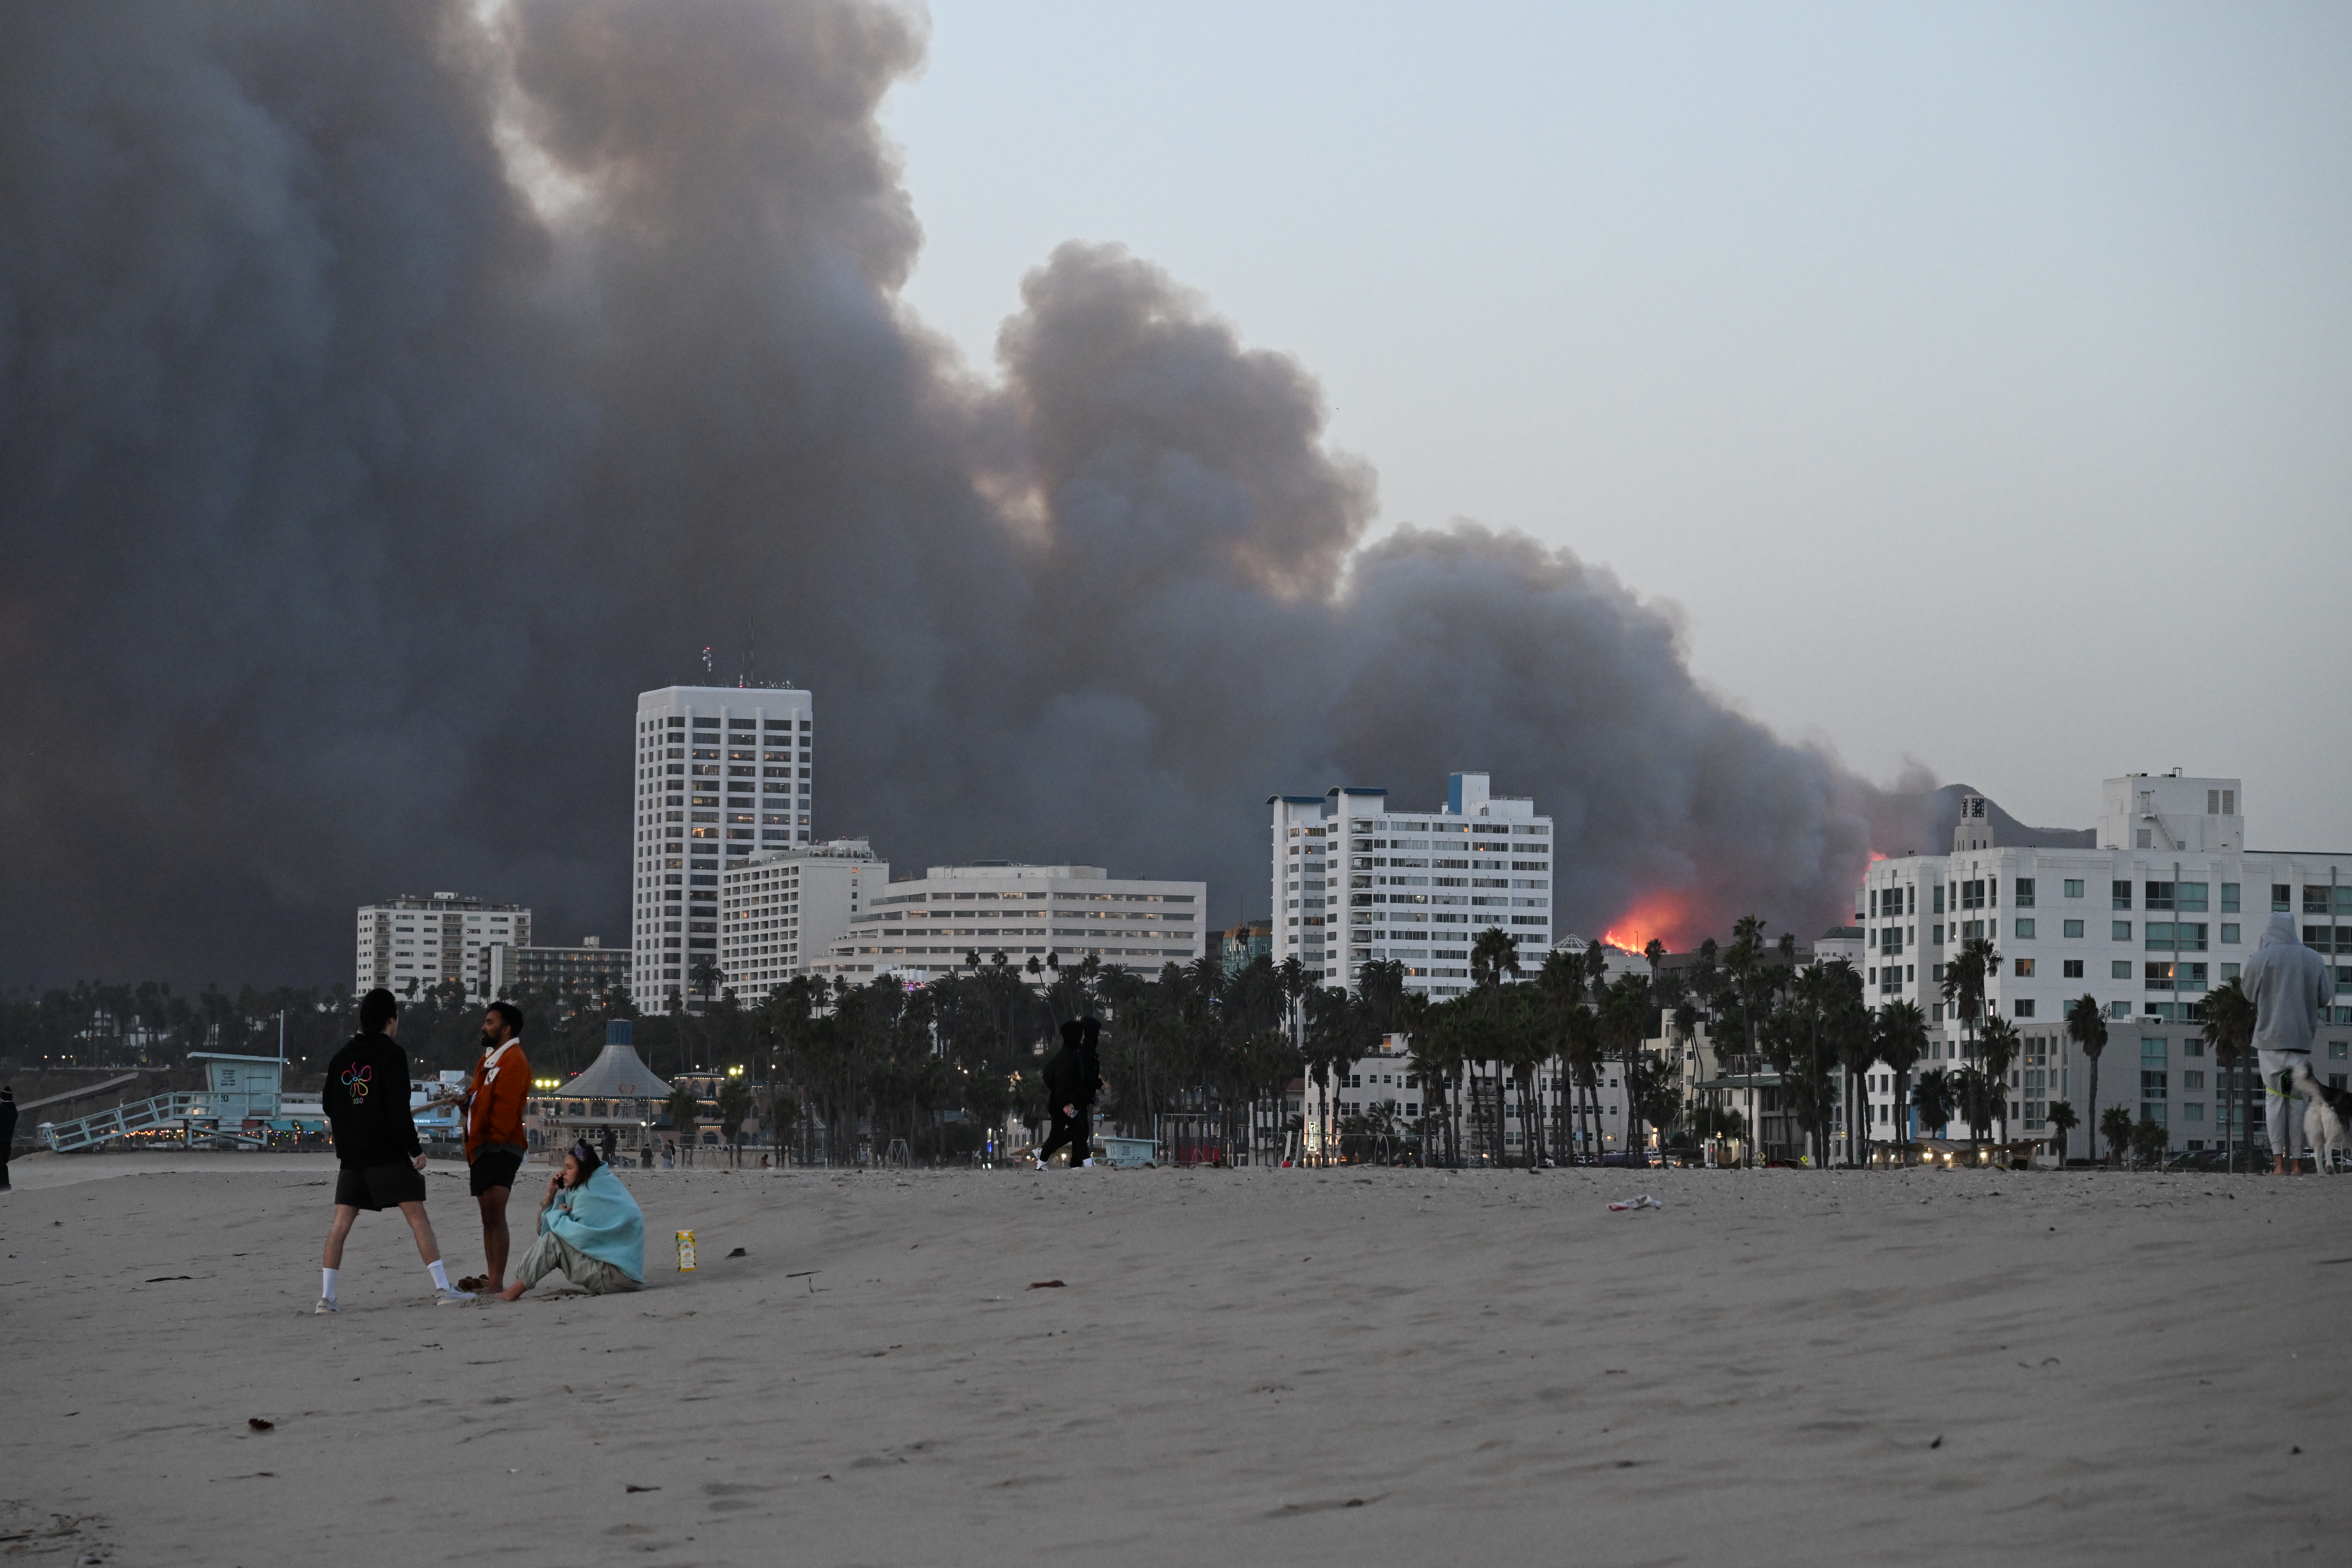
[40,1051,306,1151]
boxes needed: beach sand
[3,1152,2344,1565]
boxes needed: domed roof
[552,1042,670,1101]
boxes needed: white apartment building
[1271,772,1553,999]
[1856,771,2350,1155]
[808,863,1207,988]
[718,839,888,1003]
[355,894,530,1003]
[486,937,630,1001]
[630,684,814,1008]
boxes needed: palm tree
[2099,1103,2134,1167]
[1724,916,1766,1168]
[1939,935,1999,1065]
[2200,976,2256,1171]
[1599,972,1657,1167]
[2065,995,2109,1165]
[1534,949,1587,1163]
[1977,1015,2022,1150]
[1875,1000,1928,1160]
[2046,1100,2079,1163]
[1913,1068,1955,1144]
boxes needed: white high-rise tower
[631,684,814,1008]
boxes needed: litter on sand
[1607,1195,1664,1211]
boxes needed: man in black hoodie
[0,1085,17,1191]
[1035,1020,1092,1168]
[314,989,473,1311]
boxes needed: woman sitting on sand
[495,1141,645,1299]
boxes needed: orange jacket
[463,1039,531,1161]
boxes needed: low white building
[355,893,530,1003]
[718,839,888,1003]
[1857,771,2350,1155]
[486,937,630,1002]
[808,862,1207,988]
[1271,771,1553,999]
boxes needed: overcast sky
[882,0,2352,846]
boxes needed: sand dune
[3,1154,2344,1565]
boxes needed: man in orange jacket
[447,1001,532,1293]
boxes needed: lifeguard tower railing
[39,1051,293,1153]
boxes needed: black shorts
[335,1160,427,1212]
[469,1148,524,1197]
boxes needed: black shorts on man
[334,1160,428,1212]
[468,1147,524,1198]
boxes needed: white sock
[321,1267,339,1302]
[428,1260,451,1291]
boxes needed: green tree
[2099,1103,2134,1167]
[2046,1100,2079,1163]
[1939,935,2000,1065]
[662,1082,702,1160]
[1977,1014,2022,1149]
[1874,999,1929,1158]
[716,1074,756,1166]
[2065,995,2109,1165]
[2200,976,2256,1171]
[1913,1068,1955,1143]
[2130,1115,2169,1168]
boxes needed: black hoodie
[322,1031,422,1168]
[1076,1018,1102,1106]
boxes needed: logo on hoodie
[341,1064,373,1103]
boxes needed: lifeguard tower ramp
[40,1053,288,1153]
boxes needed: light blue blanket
[542,1165,645,1281]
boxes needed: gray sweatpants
[2259,1050,2309,1163]
[515,1230,640,1295]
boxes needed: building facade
[487,938,630,1002]
[1220,919,1272,978]
[1271,772,1553,998]
[631,684,814,1008]
[808,862,1207,988]
[718,839,889,1003]
[1856,771,2349,1154]
[355,894,530,1002]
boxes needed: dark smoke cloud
[0,0,1930,986]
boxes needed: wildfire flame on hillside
[1600,893,1690,956]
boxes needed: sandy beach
[3,1152,2344,1565]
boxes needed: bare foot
[497,1282,527,1302]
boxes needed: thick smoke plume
[0,0,1928,985]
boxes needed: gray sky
[883,0,2352,846]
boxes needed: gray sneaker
[432,1285,477,1305]
[313,1296,338,1314]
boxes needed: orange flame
[1868,850,1889,864]
[1600,892,1689,955]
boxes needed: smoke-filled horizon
[0,0,1942,989]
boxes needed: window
[2015,958,2035,977]
[2014,999,2036,1018]
[2112,961,2132,980]
[2063,919,2085,939]
[2221,923,2240,945]
[2114,881,2134,910]
[2221,883,2240,913]
[1933,885,1946,914]
[2305,886,2332,915]
[2063,959,2085,978]
[2015,919,2036,939]
[1960,879,1985,910]
[2146,882,2175,912]
[2142,1038,2167,1065]
[2145,961,2174,990]
[2113,921,2132,941]
[2176,883,2208,912]
[2015,879,2036,908]
[2332,1043,2349,1061]
[2220,963,2240,982]
[2109,1000,2131,1020]
[2064,879,2085,899]
[2273,884,2292,912]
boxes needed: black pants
[1040,1105,1091,1165]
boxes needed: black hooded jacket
[1076,1019,1102,1106]
[1043,1042,1085,1110]
[322,1031,422,1168]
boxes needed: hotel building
[718,839,888,1004]
[1271,771,1552,999]
[355,894,530,1003]
[630,684,814,1007]
[807,862,1206,988]
[1856,771,2349,1154]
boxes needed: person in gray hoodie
[2242,911,2335,1173]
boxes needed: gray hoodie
[2240,911,2333,1055]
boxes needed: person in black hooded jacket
[1035,1020,1091,1168]
[312,989,473,1310]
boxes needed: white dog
[2289,1060,2350,1173]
